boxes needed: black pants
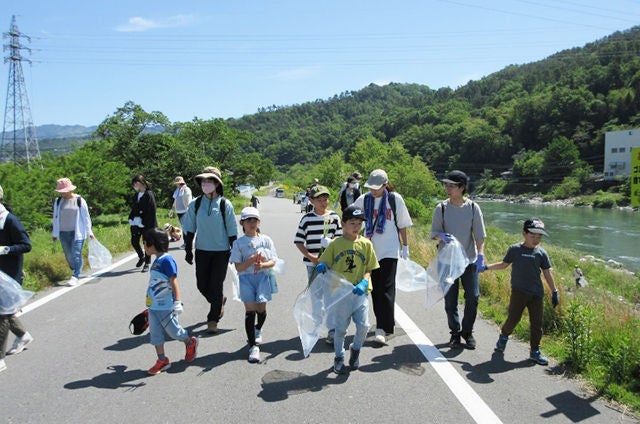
[130,226,151,265]
[370,258,398,334]
[195,249,231,322]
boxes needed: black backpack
[55,195,82,209]
[193,195,228,230]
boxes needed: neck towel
[364,189,388,238]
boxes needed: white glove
[320,237,332,249]
[0,246,9,255]
[400,245,409,260]
[172,301,184,315]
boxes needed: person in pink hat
[52,177,94,286]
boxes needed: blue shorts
[239,272,272,303]
[148,308,187,346]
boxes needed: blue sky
[3,0,640,126]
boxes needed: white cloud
[268,66,321,81]
[115,14,197,32]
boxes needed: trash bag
[88,238,112,270]
[396,258,427,292]
[0,270,34,314]
[272,257,286,274]
[425,236,469,309]
[226,263,241,302]
[293,270,355,357]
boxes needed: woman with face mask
[128,175,157,272]
[181,167,238,334]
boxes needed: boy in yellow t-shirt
[315,205,379,374]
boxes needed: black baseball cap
[441,170,468,186]
[523,218,548,236]
[342,205,367,222]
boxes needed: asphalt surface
[4,194,638,424]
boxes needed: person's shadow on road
[64,365,148,391]
[450,351,535,384]
[258,368,346,402]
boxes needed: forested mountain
[228,26,640,188]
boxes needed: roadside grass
[408,224,640,413]
[20,211,640,413]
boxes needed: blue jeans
[444,263,479,336]
[333,294,369,358]
[59,231,85,278]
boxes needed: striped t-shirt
[294,211,342,264]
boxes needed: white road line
[16,254,138,317]
[395,305,504,424]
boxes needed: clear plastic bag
[425,236,469,309]
[88,238,112,270]
[293,270,355,357]
[396,258,427,292]
[0,270,34,314]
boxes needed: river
[476,200,640,272]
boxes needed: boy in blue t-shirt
[143,228,198,375]
[482,218,559,365]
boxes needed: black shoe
[348,344,360,370]
[219,296,227,319]
[449,334,462,349]
[462,333,476,350]
[136,257,145,268]
[141,264,149,273]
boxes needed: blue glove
[315,262,327,274]
[439,232,453,243]
[474,254,485,272]
[353,279,368,296]
[552,291,559,307]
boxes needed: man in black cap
[430,170,487,350]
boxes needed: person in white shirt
[353,169,412,345]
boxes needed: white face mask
[349,183,356,189]
[201,182,216,194]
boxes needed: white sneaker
[254,328,263,345]
[248,345,260,363]
[374,328,387,345]
[0,359,6,372]
[66,276,80,286]
[8,332,34,355]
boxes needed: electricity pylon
[1,15,41,165]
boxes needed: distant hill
[34,124,97,139]
[228,26,640,184]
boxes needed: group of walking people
[297,167,559,372]
[1,164,561,374]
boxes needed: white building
[603,129,640,180]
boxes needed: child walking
[142,228,197,375]
[315,205,379,374]
[230,207,278,363]
[481,218,559,365]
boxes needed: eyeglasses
[443,182,460,189]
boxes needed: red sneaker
[148,357,171,375]
[185,337,198,362]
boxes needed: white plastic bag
[293,270,354,357]
[88,238,112,270]
[396,258,427,292]
[226,263,241,302]
[0,270,34,314]
[272,258,286,274]
[425,236,469,309]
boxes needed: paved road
[4,194,638,423]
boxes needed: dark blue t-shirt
[503,243,552,298]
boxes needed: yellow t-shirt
[318,235,379,289]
